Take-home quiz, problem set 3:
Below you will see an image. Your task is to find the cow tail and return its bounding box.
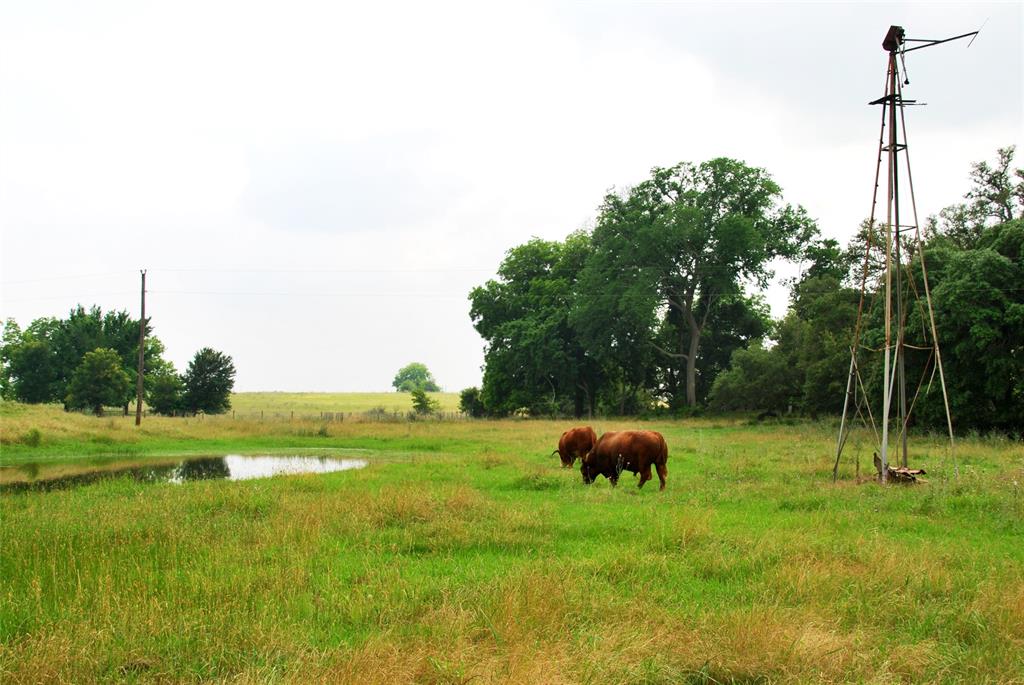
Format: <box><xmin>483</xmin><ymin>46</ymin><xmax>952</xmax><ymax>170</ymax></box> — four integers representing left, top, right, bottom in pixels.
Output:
<box><xmin>660</xmin><ymin>434</ymin><xmax>669</xmax><ymax>465</ymax></box>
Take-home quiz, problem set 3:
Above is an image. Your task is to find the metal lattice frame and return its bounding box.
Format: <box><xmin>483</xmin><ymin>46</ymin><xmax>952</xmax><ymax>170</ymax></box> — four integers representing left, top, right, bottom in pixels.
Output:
<box><xmin>832</xmin><ymin>25</ymin><xmax>973</xmax><ymax>483</ymax></box>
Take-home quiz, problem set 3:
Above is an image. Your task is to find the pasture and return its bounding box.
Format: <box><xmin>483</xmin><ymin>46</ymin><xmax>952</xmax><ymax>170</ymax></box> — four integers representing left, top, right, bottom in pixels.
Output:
<box><xmin>227</xmin><ymin>392</ymin><xmax>462</xmax><ymax>419</ymax></box>
<box><xmin>1</xmin><ymin>401</ymin><xmax>1022</xmax><ymax>683</ymax></box>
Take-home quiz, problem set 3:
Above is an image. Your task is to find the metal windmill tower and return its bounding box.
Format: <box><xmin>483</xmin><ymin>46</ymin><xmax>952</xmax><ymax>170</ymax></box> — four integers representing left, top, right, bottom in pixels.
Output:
<box><xmin>832</xmin><ymin>25</ymin><xmax>979</xmax><ymax>483</ymax></box>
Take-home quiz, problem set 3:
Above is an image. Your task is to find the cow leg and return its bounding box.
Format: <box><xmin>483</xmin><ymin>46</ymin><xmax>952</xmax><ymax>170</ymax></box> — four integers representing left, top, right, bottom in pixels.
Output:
<box><xmin>638</xmin><ymin>465</ymin><xmax>652</xmax><ymax>489</ymax></box>
<box><xmin>656</xmin><ymin>462</ymin><xmax>668</xmax><ymax>491</ymax></box>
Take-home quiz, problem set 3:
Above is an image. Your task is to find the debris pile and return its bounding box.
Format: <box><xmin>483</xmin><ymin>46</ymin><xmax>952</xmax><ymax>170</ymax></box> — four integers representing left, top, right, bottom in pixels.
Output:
<box><xmin>873</xmin><ymin>452</ymin><xmax>927</xmax><ymax>484</ymax></box>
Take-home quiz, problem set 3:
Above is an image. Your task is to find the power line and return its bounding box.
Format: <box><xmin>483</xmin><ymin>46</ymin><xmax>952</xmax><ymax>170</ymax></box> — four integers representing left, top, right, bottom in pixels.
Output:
<box><xmin>0</xmin><ymin>267</ymin><xmax>494</xmax><ymax>288</ymax></box>
<box><xmin>0</xmin><ymin>271</ymin><xmax>134</xmax><ymax>286</ymax></box>
<box><xmin>148</xmin><ymin>267</ymin><xmax>494</xmax><ymax>274</ymax></box>
<box><xmin>1</xmin><ymin>292</ymin><xmax>138</xmax><ymax>304</ymax></box>
<box><xmin>146</xmin><ymin>290</ymin><xmax>467</xmax><ymax>299</ymax></box>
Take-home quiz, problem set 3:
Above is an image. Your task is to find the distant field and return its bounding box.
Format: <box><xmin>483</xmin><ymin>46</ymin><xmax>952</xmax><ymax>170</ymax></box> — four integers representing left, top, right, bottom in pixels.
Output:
<box><xmin>229</xmin><ymin>391</ymin><xmax>461</xmax><ymax>416</ymax></box>
<box><xmin>1</xmin><ymin>401</ymin><xmax>1022</xmax><ymax>683</ymax></box>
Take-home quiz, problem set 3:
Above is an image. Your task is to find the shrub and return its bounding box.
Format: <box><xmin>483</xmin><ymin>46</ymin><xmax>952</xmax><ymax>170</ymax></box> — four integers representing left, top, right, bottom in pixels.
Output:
<box><xmin>411</xmin><ymin>389</ymin><xmax>439</xmax><ymax>415</ymax></box>
<box><xmin>458</xmin><ymin>387</ymin><xmax>486</xmax><ymax>417</ymax></box>
<box><xmin>21</xmin><ymin>428</ymin><xmax>42</xmax><ymax>447</ymax></box>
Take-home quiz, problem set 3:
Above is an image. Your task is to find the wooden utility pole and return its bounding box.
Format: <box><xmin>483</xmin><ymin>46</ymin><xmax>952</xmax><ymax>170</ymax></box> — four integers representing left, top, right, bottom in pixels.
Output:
<box><xmin>135</xmin><ymin>270</ymin><xmax>146</xmax><ymax>426</ymax></box>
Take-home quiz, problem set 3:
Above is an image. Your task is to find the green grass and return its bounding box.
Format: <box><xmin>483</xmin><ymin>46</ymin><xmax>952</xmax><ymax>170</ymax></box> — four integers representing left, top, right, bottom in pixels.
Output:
<box><xmin>1</xmin><ymin>402</ymin><xmax>1022</xmax><ymax>683</ymax></box>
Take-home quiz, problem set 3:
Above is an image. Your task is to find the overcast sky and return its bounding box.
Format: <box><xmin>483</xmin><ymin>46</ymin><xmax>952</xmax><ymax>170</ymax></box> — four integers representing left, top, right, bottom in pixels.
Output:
<box><xmin>1</xmin><ymin>1</ymin><xmax>1020</xmax><ymax>392</ymax></box>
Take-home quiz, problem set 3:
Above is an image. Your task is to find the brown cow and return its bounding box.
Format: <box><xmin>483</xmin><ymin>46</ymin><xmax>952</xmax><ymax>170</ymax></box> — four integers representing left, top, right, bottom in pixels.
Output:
<box><xmin>580</xmin><ymin>430</ymin><xmax>668</xmax><ymax>490</ymax></box>
<box><xmin>551</xmin><ymin>426</ymin><xmax>597</xmax><ymax>468</ymax></box>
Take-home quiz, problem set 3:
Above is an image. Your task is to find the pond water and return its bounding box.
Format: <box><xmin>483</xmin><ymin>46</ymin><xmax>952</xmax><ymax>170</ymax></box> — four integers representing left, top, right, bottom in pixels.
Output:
<box><xmin>0</xmin><ymin>455</ymin><xmax>368</xmax><ymax>493</ymax></box>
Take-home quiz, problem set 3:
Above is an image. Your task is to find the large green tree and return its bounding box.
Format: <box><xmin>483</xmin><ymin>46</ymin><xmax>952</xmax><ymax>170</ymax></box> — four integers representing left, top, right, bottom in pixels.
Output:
<box><xmin>7</xmin><ymin>340</ymin><xmax>60</xmax><ymax>404</ymax></box>
<box><xmin>909</xmin><ymin>220</ymin><xmax>1024</xmax><ymax>432</ymax></box>
<box><xmin>2</xmin><ymin>318</ymin><xmax>62</xmax><ymax>404</ymax></box>
<box><xmin>708</xmin><ymin>146</ymin><xmax>1022</xmax><ymax>433</ymax></box>
<box><xmin>51</xmin><ymin>306</ymin><xmax>152</xmax><ymax>411</ymax></box>
<box><xmin>65</xmin><ymin>348</ymin><xmax>132</xmax><ymax>416</ymax></box>
<box><xmin>1</xmin><ymin>306</ymin><xmax>158</xmax><ymax>408</ymax></box>
<box><xmin>882</xmin><ymin>147</ymin><xmax>1024</xmax><ymax>433</ymax></box>
<box><xmin>470</xmin><ymin>232</ymin><xmax>602</xmax><ymax>417</ymax></box>
<box><xmin>577</xmin><ymin>158</ymin><xmax>816</xmax><ymax>407</ymax></box>
<box><xmin>182</xmin><ymin>348</ymin><xmax>236</xmax><ymax>414</ymax></box>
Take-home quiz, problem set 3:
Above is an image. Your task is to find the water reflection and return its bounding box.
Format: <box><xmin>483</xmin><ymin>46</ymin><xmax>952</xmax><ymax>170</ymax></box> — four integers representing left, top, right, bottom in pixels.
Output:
<box><xmin>0</xmin><ymin>455</ymin><xmax>368</xmax><ymax>493</ymax></box>
<box><xmin>174</xmin><ymin>457</ymin><xmax>232</xmax><ymax>481</ymax></box>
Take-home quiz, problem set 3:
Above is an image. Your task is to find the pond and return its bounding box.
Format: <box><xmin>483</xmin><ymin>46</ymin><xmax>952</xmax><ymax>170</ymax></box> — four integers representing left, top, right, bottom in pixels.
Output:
<box><xmin>0</xmin><ymin>454</ymin><xmax>368</xmax><ymax>493</ymax></box>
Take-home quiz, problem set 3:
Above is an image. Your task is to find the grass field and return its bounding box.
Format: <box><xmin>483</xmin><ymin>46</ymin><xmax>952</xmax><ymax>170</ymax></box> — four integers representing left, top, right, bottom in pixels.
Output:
<box><xmin>1</xmin><ymin>401</ymin><xmax>1022</xmax><ymax>683</ymax></box>
<box><xmin>228</xmin><ymin>392</ymin><xmax>462</xmax><ymax>417</ymax></box>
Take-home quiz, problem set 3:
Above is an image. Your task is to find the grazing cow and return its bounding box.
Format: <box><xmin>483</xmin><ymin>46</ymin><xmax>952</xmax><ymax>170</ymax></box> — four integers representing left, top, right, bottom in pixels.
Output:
<box><xmin>580</xmin><ymin>430</ymin><xmax>668</xmax><ymax>490</ymax></box>
<box><xmin>551</xmin><ymin>426</ymin><xmax>598</xmax><ymax>468</ymax></box>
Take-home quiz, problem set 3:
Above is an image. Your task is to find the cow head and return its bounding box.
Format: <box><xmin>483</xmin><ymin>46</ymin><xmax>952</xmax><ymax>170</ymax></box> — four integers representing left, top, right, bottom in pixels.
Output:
<box><xmin>580</xmin><ymin>451</ymin><xmax>595</xmax><ymax>484</ymax></box>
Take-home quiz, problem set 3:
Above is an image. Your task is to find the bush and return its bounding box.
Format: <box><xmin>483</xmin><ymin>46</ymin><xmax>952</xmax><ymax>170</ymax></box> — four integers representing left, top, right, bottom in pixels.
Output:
<box><xmin>20</xmin><ymin>428</ymin><xmax>42</xmax><ymax>447</ymax></box>
<box><xmin>708</xmin><ymin>341</ymin><xmax>796</xmax><ymax>413</ymax></box>
<box><xmin>458</xmin><ymin>387</ymin><xmax>486</xmax><ymax>417</ymax></box>
<box><xmin>148</xmin><ymin>373</ymin><xmax>184</xmax><ymax>415</ymax></box>
<box><xmin>411</xmin><ymin>389</ymin><xmax>440</xmax><ymax>415</ymax></box>
<box><xmin>363</xmin><ymin>406</ymin><xmax>393</xmax><ymax>421</ymax></box>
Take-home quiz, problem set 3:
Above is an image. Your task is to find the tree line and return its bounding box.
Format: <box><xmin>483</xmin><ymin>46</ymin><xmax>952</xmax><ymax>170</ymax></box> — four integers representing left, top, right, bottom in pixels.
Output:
<box><xmin>1</xmin><ymin>306</ymin><xmax>235</xmax><ymax>416</ymax></box>
<box><xmin>463</xmin><ymin>149</ymin><xmax>1023</xmax><ymax>433</ymax></box>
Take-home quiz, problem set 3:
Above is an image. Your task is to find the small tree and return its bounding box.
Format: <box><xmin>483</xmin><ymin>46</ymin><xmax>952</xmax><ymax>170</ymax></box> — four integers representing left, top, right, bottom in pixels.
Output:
<box><xmin>458</xmin><ymin>387</ymin><xmax>486</xmax><ymax>417</ymax></box>
<box><xmin>707</xmin><ymin>341</ymin><xmax>796</xmax><ymax>413</ymax></box>
<box><xmin>0</xmin><ymin>318</ymin><xmax>22</xmax><ymax>400</ymax></box>
<box><xmin>392</xmin><ymin>362</ymin><xmax>440</xmax><ymax>392</ymax></box>
<box><xmin>411</xmin><ymin>388</ymin><xmax>440</xmax><ymax>415</ymax></box>
<box><xmin>149</xmin><ymin>371</ymin><xmax>184</xmax><ymax>415</ymax></box>
<box><xmin>182</xmin><ymin>348</ymin><xmax>236</xmax><ymax>414</ymax></box>
<box><xmin>65</xmin><ymin>348</ymin><xmax>132</xmax><ymax>416</ymax></box>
